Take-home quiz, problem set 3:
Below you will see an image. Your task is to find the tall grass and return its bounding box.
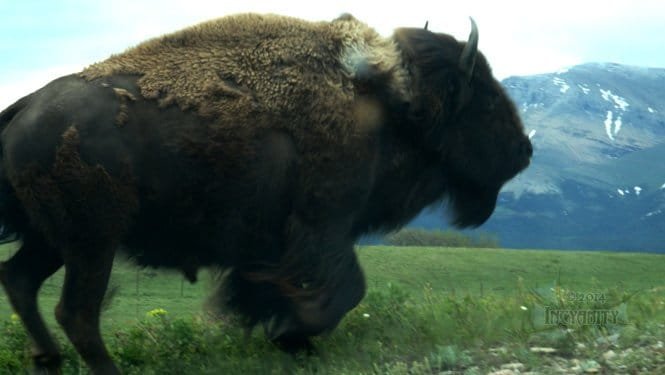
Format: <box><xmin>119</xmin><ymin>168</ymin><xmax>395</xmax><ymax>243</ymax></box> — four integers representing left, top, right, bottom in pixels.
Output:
<box><xmin>1</xmin><ymin>244</ymin><xmax>664</xmax><ymax>373</ymax></box>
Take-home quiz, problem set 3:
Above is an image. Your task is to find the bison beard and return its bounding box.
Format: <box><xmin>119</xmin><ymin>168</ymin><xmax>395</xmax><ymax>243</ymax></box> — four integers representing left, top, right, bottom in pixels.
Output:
<box><xmin>0</xmin><ymin>13</ymin><xmax>530</xmax><ymax>374</ymax></box>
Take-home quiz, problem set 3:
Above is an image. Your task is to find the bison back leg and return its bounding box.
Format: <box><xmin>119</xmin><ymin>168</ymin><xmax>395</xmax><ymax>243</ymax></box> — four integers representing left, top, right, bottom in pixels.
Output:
<box><xmin>54</xmin><ymin>246</ymin><xmax>118</xmax><ymax>375</ymax></box>
<box><xmin>0</xmin><ymin>233</ymin><xmax>64</xmax><ymax>372</ymax></box>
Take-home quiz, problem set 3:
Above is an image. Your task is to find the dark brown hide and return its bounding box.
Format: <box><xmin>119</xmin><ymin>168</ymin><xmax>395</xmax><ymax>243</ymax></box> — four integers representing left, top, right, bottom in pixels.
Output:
<box><xmin>0</xmin><ymin>13</ymin><xmax>530</xmax><ymax>374</ymax></box>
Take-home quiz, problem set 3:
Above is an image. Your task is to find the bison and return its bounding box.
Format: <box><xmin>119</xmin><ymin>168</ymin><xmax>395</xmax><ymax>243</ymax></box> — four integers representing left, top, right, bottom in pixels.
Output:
<box><xmin>0</xmin><ymin>13</ymin><xmax>531</xmax><ymax>374</ymax></box>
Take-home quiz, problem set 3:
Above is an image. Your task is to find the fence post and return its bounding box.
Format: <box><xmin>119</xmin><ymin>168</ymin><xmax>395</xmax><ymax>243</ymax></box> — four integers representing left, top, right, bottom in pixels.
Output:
<box><xmin>136</xmin><ymin>269</ymin><xmax>140</xmax><ymax>319</ymax></box>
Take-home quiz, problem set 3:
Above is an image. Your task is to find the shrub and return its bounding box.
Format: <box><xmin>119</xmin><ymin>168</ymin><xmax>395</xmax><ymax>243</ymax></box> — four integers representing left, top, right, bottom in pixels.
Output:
<box><xmin>385</xmin><ymin>228</ymin><xmax>499</xmax><ymax>248</ymax></box>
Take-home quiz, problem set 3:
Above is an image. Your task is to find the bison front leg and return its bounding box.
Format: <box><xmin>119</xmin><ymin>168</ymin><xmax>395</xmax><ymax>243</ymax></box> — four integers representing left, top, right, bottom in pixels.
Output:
<box><xmin>270</xmin><ymin>252</ymin><xmax>366</xmax><ymax>354</ymax></box>
<box><xmin>267</xmin><ymin>216</ymin><xmax>367</xmax><ymax>351</ymax></box>
<box><xmin>0</xmin><ymin>234</ymin><xmax>64</xmax><ymax>373</ymax></box>
<box><xmin>55</xmin><ymin>247</ymin><xmax>118</xmax><ymax>375</ymax></box>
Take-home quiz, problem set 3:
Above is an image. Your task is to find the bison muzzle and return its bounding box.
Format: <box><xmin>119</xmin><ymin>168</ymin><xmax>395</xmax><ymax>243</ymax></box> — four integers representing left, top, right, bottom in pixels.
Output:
<box><xmin>0</xmin><ymin>13</ymin><xmax>531</xmax><ymax>374</ymax></box>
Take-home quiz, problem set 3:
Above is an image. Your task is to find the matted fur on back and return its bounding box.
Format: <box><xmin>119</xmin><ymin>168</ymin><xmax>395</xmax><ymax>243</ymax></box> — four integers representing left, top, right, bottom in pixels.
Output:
<box><xmin>81</xmin><ymin>13</ymin><xmax>409</xmax><ymax>143</ymax></box>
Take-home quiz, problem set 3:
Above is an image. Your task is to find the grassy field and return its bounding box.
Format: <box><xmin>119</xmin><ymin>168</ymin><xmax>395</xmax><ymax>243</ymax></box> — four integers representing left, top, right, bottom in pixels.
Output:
<box><xmin>1</xmin><ymin>243</ymin><xmax>664</xmax><ymax>373</ymax></box>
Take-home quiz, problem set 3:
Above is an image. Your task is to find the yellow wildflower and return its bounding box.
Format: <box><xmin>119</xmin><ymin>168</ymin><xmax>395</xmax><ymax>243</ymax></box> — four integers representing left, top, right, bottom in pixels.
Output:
<box><xmin>146</xmin><ymin>308</ymin><xmax>168</xmax><ymax>318</ymax></box>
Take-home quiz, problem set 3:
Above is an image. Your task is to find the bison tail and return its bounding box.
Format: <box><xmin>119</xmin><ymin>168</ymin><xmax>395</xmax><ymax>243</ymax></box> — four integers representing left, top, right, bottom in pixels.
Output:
<box><xmin>0</xmin><ymin>95</ymin><xmax>32</xmax><ymax>244</ymax></box>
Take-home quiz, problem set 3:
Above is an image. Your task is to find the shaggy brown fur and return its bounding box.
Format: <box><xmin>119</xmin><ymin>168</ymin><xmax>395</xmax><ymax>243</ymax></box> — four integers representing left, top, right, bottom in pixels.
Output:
<box><xmin>82</xmin><ymin>13</ymin><xmax>409</xmax><ymax>141</ymax></box>
<box><xmin>12</xmin><ymin>126</ymin><xmax>139</xmax><ymax>248</ymax></box>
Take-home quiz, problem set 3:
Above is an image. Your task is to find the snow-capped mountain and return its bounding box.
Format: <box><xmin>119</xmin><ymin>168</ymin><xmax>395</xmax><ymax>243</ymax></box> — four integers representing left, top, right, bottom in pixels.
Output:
<box><xmin>415</xmin><ymin>63</ymin><xmax>665</xmax><ymax>253</ymax></box>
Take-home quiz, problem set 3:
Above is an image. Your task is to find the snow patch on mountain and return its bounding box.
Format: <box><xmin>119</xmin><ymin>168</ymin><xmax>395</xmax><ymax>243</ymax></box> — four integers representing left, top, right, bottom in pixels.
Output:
<box><xmin>578</xmin><ymin>84</ymin><xmax>591</xmax><ymax>94</ymax></box>
<box><xmin>645</xmin><ymin>209</ymin><xmax>662</xmax><ymax>218</ymax></box>
<box><xmin>604</xmin><ymin>111</ymin><xmax>615</xmax><ymax>141</ymax></box>
<box><xmin>522</xmin><ymin>102</ymin><xmax>544</xmax><ymax>113</ymax></box>
<box><xmin>553</xmin><ymin>77</ymin><xmax>570</xmax><ymax>93</ymax></box>
<box><xmin>616</xmin><ymin>188</ymin><xmax>637</xmax><ymax>196</ymax></box>
<box><xmin>599</xmin><ymin>89</ymin><xmax>629</xmax><ymax>111</ymax></box>
<box><xmin>614</xmin><ymin>116</ymin><xmax>622</xmax><ymax>136</ymax></box>
<box><xmin>602</xmin><ymin>111</ymin><xmax>624</xmax><ymax>140</ymax></box>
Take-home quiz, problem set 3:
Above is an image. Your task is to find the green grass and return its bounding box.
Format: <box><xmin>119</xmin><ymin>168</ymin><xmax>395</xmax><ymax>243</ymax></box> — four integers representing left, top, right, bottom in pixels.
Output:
<box><xmin>1</xmin><ymin>243</ymin><xmax>664</xmax><ymax>373</ymax></box>
<box><xmin>362</xmin><ymin>246</ymin><xmax>665</xmax><ymax>297</ymax></box>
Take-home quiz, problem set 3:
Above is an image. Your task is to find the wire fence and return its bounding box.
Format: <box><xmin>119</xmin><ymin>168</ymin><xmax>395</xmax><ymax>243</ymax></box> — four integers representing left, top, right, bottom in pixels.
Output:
<box><xmin>1</xmin><ymin>243</ymin><xmax>204</xmax><ymax>320</ymax></box>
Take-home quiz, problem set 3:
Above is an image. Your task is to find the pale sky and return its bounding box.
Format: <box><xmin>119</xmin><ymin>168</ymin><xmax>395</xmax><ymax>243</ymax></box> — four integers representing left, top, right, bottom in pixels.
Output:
<box><xmin>1</xmin><ymin>0</ymin><xmax>664</xmax><ymax>109</ymax></box>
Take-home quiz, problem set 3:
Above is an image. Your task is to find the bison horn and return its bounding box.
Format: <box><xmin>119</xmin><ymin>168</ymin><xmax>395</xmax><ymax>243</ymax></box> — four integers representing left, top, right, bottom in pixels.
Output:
<box><xmin>424</xmin><ymin>21</ymin><xmax>429</xmax><ymax>30</ymax></box>
<box><xmin>459</xmin><ymin>17</ymin><xmax>478</xmax><ymax>82</ymax></box>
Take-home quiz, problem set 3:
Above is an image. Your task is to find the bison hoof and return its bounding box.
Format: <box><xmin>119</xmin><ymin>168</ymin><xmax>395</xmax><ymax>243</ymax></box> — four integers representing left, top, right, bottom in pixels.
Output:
<box><xmin>272</xmin><ymin>334</ymin><xmax>316</xmax><ymax>355</ymax></box>
<box><xmin>32</xmin><ymin>352</ymin><xmax>63</xmax><ymax>374</ymax></box>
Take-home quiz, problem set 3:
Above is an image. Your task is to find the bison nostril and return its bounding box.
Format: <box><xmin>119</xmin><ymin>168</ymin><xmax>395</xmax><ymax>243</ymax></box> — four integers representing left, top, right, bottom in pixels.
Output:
<box><xmin>520</xmin><ymin>139</ymin><xmax>533</xmax><ymax>158</ymax></box>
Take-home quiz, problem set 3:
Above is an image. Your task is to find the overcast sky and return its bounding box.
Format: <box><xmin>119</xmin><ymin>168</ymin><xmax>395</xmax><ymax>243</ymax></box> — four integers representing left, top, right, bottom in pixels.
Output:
<box><xmin>1</xmin><ymin>0</ymin><xmax>664</xmax><ymax>109</ymax></box>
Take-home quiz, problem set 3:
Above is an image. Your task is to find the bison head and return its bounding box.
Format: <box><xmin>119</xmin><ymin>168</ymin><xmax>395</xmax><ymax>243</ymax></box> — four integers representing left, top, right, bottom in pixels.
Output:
<box><xmin>394</xmin><ymin>19</ymin><xmax>532</xmax><ymax>227</ymax></box>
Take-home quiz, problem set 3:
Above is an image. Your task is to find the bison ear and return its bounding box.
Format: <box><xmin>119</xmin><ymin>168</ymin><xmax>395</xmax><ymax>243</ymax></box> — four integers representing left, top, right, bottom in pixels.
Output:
<box><xmin>458</xmin><ymin>17</ymin><xmax>478</xmax><ymax>82</ymax></box>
